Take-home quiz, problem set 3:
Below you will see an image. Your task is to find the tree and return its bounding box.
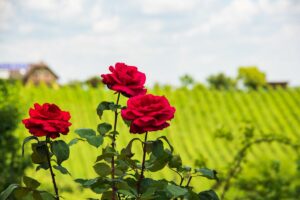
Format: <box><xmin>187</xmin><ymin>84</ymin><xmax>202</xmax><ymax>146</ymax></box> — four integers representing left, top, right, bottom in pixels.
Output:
<box><xmin>238</xmin><ymin>66</ymin><xmax>266</xmax><ymax>90</ymax></box>
<box><xmin>85</xmin><ymin>76</ymin><xmax>103</xmax><ymax>88</ymax></box>
<box><xmin>179</xmin><ymin>74</ymin><xmax>195</xmax><ymax>88</ymax></box>
<box><xmin>207</xmin><ymin>73</ymin><xmax>236</xmax><ymax>90</ymax></box>
<box><xmin>0</xmin><ymin>80</ymin><xmax>29</xmax><ymax>191</ymax></box>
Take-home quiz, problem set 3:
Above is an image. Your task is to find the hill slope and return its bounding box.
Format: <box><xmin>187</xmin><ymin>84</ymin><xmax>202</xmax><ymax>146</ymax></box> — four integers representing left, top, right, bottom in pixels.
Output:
<box><xmin>15</xmin><ymin>86</ymin><xmax>300</xmax><ymax>199</ymax></box>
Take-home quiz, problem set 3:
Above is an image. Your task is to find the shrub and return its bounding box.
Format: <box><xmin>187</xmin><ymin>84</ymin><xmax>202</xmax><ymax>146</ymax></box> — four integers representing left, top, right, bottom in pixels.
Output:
<box><xmin>0</xmin><ymin>80</ymin><xmax>29</xmax><ymax>192</ymax></box>
<box><xmin>179</xmin><ymin>74</ymin><xmax>195</xmax><ymax>88</ymax></box>
<box><xmin>207</xmin><ymin>73</ymin><xmax>236</xmax><ymax>90</ymax></box>
<box><xmin>238</xmin><ymin>66</ymin><xmax>267</xmax><ymax>89</ymax></box>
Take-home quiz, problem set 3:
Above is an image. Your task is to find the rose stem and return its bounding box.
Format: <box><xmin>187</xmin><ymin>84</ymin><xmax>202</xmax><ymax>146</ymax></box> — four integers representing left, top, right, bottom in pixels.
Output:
<box><xmin>186</xmin><ymin>176</ymin><xmax>193</xmax><ymax>187</ymax></box>
<box><xmin>111</xmin><ymin>92</ymin><xmax>121</xmax><ymax>200</ymax></box>
<box><xmin>46</xmin><ymin>137</ymin><xmax>59</xmax><ymax>200</ymax></box>
<box><xmin>137</xmin><ymin>131</ymin><xmax>148</xmax><ymax>196</ymax></box>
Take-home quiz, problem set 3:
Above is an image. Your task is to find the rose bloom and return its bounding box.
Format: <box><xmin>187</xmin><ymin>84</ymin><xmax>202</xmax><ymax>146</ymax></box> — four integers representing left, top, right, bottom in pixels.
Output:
<box><xmin>22</xmin><ymin>103</ymin><xmax>72</xmax><ymax>139</ymax></box>
<box><xmin>121</xmin><ymin>94</ymin><xmax>176</xmax><ymax>134</ymax></box>
<box><xmin>101</xmin><ymin>62</ymin><xmax>147</xmax><ymax>97</ymax></box>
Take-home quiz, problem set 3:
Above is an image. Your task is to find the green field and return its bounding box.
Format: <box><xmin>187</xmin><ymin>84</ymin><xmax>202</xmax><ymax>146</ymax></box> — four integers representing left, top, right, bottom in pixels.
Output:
<box><xmin>15</xmin><ymin>85</ymin><xmax>300</xmax><ymax>199</ymax></box>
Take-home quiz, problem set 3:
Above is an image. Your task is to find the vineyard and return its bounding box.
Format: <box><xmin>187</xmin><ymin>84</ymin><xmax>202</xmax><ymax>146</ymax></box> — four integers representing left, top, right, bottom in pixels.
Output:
<box><xmin>15</xmin><ymin>85</ymin><xmax>300</xmax><ymax>199</ymax></box>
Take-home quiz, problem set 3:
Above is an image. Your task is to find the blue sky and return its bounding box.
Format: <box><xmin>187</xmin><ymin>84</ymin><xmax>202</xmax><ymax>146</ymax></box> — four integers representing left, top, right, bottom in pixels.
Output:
<box><xmin>0</xmin><ymin>0</ymin><xmax>299</xmax><ymax>86</ymax></box>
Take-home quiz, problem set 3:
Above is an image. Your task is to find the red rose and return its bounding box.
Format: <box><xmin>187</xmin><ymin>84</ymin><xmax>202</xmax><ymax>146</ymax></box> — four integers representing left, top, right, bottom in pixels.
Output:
<box><xmin>101</xmin><ymin>62</ymin><xmax>147</xmax><ymax>97</ymax></box>
<box><xmin>22</xmin><ymin>103</ymin><xmax>72</xmax><ymax>139</ymax></box>
<box><xmin>121</xmin><ymin>94</ymin><xmax>176</xmax><ymax>134</ymax></box>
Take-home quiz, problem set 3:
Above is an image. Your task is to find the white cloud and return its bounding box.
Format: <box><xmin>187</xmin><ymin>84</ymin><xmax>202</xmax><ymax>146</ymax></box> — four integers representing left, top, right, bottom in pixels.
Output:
<box><xmin>90</xmin><ymin>3</ymin><xmax>103</xmax><ymax>21</ymax></box>
<box><xmin>92</xmin><ymin>16</ymin><xmax>120</xmax><ymax>33</ymax></box>
<box><xmin>23</xmin><ymin>0</ymin><xmax>58</xmax><ymax>11</ymax></box>
<box><xmin>132</xmin><ymin>0</ymin><xmax>198</xmax><ymax>14</ymax></box>
<box><xmin>190</xmin><ymin>0</ymin><xmax>259</xmax><ymax>35</ymax></box>
<box><xmin>0</xmin><ymin>0</ymin><xmax>15</xmax><ymax>31</ymax></box>
<box><xmin>145</xmin><ymin>20</ymin><xmax>163</xmax><ymax>32</ymax></box>
<box><xmin>21</xmin><ymin>0</ymin><xmax>84</xmax><ymax>20</ymax></box>
<box><xmin>18</xmin><ymin>23</ymin><xmax>35</xmax><ymax>34</ymax></box>
<box><xmin>258</xmin><ymin>0</ymin><xmax>300</xmax><ymax>15</ymax></box>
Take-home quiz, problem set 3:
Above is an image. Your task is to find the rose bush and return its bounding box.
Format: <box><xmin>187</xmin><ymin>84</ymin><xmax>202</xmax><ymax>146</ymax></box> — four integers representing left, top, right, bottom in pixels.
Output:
<box><xmin>101</xmin><ymin>62</ymin><xmax>147</xmax><ymax>97</ymax></box>
<box><xmin>121</xmin><ymin>94</ymin><xmax>176</xmax><ymax>133</ymax></box>
<box><xmin>22</xmin><ymin>103</ymin><xmax>72</xmax><ymax>139</ymax></box>
<box><xmin>72</xmin><ymin>63</ymin><xmax>219</xmax><ymax>199</ymax></box>
<box><xmin>1</xmin><ymin>62</ymin><xmax>219</xmax><ymax>200</ymax></box>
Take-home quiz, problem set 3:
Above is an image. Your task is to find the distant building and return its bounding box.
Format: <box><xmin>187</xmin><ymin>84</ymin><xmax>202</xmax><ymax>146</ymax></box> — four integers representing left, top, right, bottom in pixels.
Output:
<box><xmin>0</xmin><ymin>63</ymin><xmax>28</xmax><ymax>79</ymax></box>
<box><xmin>267</xmin><ymin>81</ymin><xmax>288</xmax><ymax>88</ymax></box>
<box><xmin>23</xmin><ymin>62</ymin><xmax>58</xmax><ymax>86</ymax></box>
<box><xmin>0</xmin><ymin>62</ymin><xmax>58</xmax><ymax>86</ymax></box>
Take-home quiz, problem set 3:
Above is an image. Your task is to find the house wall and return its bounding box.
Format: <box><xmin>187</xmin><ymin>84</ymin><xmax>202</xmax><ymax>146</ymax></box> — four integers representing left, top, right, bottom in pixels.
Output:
<box><xmin>26</xmin><ymin>68</ymin><xmax>57</xmax><ymax>85</ymax></box>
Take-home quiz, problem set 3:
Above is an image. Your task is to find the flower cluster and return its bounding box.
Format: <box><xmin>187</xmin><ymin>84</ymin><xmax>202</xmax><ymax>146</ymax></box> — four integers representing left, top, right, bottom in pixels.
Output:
<box><xmin>22</xmin><ymin>62</ymin><xmax>175</xmax><ymax>137</ymax></box>
<box><xmin>101</xmin><ymin>62</ymin><xmax>176</xmax><ymax>134</ymax></box>
<box><xmin>15</xmin><ymin>62</ymin><xmax>218</xmax><ymax>200</ymax></box>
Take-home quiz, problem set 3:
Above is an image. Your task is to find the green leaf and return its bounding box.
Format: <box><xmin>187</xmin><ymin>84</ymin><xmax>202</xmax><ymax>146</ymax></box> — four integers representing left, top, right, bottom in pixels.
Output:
<box><xmin>14</xmin><ymin>187</ymin><xmax>31</xmax><ymax>199</ymax></box>
<box><xmin>51</xmin><ymin>140</ymin><xmax>70</xmax><ymax>165</ymax></box>
<box><xmin>168</xmin><ymin>155</ymin><xmax>182</xmax><ymax>169</ymax></box>
<box><xmin>31</xmin><ymin>143</ymin><xmax>47</xmax><ymax>164</ymax></box>
<box><xmin>152</xmin><ymin>140</ymin><xmax>164</xmax><ymax>157</ymax></box>
<box><xmin>96</xmin><ymin>146</ymin><xmax>117</xmax><ymax>162</ymax></box>
<box><xmin>158</xmin><ymin>136</ymin><xmax>174</xmax><ymax>153</ymax></box>
<box><xmin>91</xmin><ymin>185</ymin><xmax>109</xmax><ymax>194</ymax></box>
<box><xmin>121</xmin><ymin>138</ymin><xmax>143</xmax><ymax>158</ymax></box>
<box><xmin>53</xmin><ymin>165</ymin><xmax>70</xmax><ymax>175</ymax></box>
<box><xmin>145</xmin><ymin>140</ymin><xmax>172</xmax><ymax>171</ymax></box>
<box><xmin>87</xmin><ymin>135</ymin><xmax>103</xmax><ymax>148</ymax></box>
<box><xmin>101</xmin><ymin>191</ymin><xmax>113</xmax><ymax>200</ymax></box>
<box><xmin>97</xmin><ymin>123</ymin><xmax>112</xmax><ymax>135</ymax></box>
<box><xmin>196</xmin><ymin>168</ymin><xmax>218</xmax><ymax>180</ymax></box>
<box><xmin>75</xmin><ymin>128</ymin><xmax>96</xmax><ymax>138</ymax></box>
<box><xmin>109</xmin><ymin>103</ymin><xmax>122</xmax><ymax>112</ymax></box>
<box><xmin>75</xmin><ymin>178</ymin><xmax>99</xmax><ymax>187</ymax></box>
<box><xmin>23</xmin><ymin>176</ymin><xmax>41</xmax><ymax>189</ymax></box>
<box><xmin>198</xmin><ymin>190</ymin><xmax>220</xmax><ymax>200</ymax></box>
<box><xmin>179</xmin><ymin>166</ymin><xmax>192</xmax><ymax>172</ymax></box>
<box><xmin>118</xmin><ymin>190</ymin><xmax>136</xmax><ymax>198</ymax></box>
<box><xmin>36</xmin><ymin>162</ymin><xmax>49</xmax><ymax>171</ymax></box>
<box><xmin>166</xmin><ymin>184</ymin><xmax>187</xmax><ymax>198</ymax></box>
<box><xmin>68</xmin><ymin>138</ymin><xmax>84</xmax><ymax>146</ymax></box>
<box><xmin>22</xmin><ymin>136</ymin><xmax>39</xmax><ymax>156</ymax></box>
<box><xmin>185</xmin><ymin>190</ymin><xmax>200</xmax><ymax>200</ymax></box>
<box><xmin>115</xmin><ymin>160</ymin><xmax>129</xmax><ymax>172</ymax></box>
<box><xmin>96</xmin><ymin>101</ymin><xmax>115</xmax><ymax>119</ymax></box>
<box><xmin>147</xmin><ymin>150</ymin><xmax>172</xmax><ymax>172</ymax></box>
<box><xmin>141</xmin><ymin>188</ymin><xmax>157</xmax><ymax>199</ymax></box>
<box><xmin>75</xmin><ymin>129</ymin><xmax>103</xmax><ymax>148</ymax></box>
<box><xmin>93</xmin><ymin>163</ymin><xmax>111</xmax><ymax>177</ymax></box>
<box><xmin>0</xmin><ymin>184</ymin><xmax>19</xmax><ymax>200</ymax></box>
<box><xmin>139</xmin><ymin>178</ymin><xmax>161</xmax><ymax>195</ymax></box>
<box><xmin>32</xmin><ymin>191</ymin><xmax>43</xmax><ymax>200</ymax></box>
<box><xmin>39</xmin><ymin>191</ymin><xmax>56</xmax><ymax>200</ymax></box>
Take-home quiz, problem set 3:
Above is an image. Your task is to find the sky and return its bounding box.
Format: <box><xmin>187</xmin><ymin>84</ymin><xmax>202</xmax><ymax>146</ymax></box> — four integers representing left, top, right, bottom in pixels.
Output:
<box><xmin>0</xmin><ymin>0</ymin><xmax>299</xmax><ymax>86</ymax></box>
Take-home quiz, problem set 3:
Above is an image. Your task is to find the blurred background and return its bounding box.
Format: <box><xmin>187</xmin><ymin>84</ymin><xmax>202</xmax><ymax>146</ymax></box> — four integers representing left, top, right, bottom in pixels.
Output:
<box><xmin>1</xmin><ymin>0</ymin><xmax>300</xmax><ymax>199</ymax></box>
<box><xmin>1</xmin><ymin>0</ymin><xmax>300</xmax><ymax>85</ymax></box>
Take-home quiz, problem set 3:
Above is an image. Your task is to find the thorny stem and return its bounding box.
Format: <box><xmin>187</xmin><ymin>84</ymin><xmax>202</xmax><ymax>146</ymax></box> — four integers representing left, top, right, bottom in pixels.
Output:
<box><xmin>170</xmin><ymin>168</ymin><xmax>184</xmax><ymax>186</ymax></box>
<box><xmin>46</xmin><ymin>137</ymin><xmax>59</xmax><ymax>200</ymax></box>
<box><xmin>180</xmin><ymin>177</ymin><xmax>184</xmax><ymax>186</ymax></box>
<box><xmin>186</xmin><ymin>176</ymin><xmax>192</xmax><ymax>187</ymax></box>
<box><xmin>111</xmin><ymin>92</ymin><xmax>121</xmax><ymax>200</ymax></box>
<box><xmin>137</xmin><ymin>132</ymin><xmax>148</xmax><ymax>197</ymax></box>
